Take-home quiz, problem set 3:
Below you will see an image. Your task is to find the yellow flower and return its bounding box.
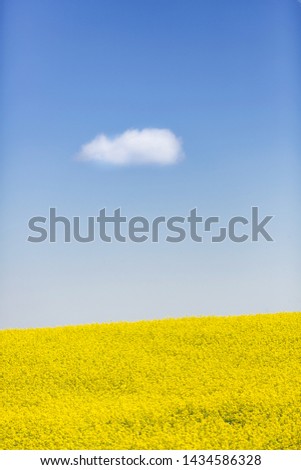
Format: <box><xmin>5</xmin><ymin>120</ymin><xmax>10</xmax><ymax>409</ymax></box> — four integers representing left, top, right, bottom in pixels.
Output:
<box><xmin>1</xmin><ymin>312</ymin><xmax>300</xmax><ymax>449</ymax></box>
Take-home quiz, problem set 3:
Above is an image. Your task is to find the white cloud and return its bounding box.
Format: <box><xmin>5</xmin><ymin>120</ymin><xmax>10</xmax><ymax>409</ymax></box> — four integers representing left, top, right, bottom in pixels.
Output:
<box><xmin>78</xmin><ymin>128</ymin><xmax>184</xmax><ymax>166</ymax></box>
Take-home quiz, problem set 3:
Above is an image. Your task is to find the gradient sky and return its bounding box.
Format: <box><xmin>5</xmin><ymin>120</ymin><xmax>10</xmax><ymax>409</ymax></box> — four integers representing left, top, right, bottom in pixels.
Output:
<box><xmin>1</xmin><ymin>0</ymin><xmax>301</xmax><ymax>329</ymax></box>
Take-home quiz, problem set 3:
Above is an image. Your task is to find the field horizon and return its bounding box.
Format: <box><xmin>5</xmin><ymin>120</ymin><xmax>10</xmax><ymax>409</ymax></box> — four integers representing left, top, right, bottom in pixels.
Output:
<box><xmin>0</xmin><ymin>310</ymin><xmax>294</xmax><ymax>333</ymax></box>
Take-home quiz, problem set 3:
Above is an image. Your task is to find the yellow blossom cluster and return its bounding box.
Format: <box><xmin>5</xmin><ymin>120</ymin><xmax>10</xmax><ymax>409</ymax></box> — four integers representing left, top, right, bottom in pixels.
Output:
<box><xmin>1</xmin><ymin>312</ymin><xmax>301</xmax><ymax>449</ymax></box>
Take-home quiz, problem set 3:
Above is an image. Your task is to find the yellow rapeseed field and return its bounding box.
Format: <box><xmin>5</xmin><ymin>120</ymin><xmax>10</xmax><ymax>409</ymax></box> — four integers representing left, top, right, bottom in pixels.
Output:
<box><xmin>1</xmin><ymin>312</ymin><xmax>301</xmax><ymax>449</ymax></box>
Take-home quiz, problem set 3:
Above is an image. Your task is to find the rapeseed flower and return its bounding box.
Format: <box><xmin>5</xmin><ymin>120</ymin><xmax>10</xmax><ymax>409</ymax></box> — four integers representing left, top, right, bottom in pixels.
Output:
<box><xmin>1</xmin><ymin>312</ymin><xmax>300</xmax><ymax>449</ymax></box>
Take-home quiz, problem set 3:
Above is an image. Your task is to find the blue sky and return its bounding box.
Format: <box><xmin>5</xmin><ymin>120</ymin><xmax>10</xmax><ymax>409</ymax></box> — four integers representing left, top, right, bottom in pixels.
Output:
<box><xmin>1</xmin><ymin>0</ymin><xmax>301</xmax><ymax>328</ymax></box>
